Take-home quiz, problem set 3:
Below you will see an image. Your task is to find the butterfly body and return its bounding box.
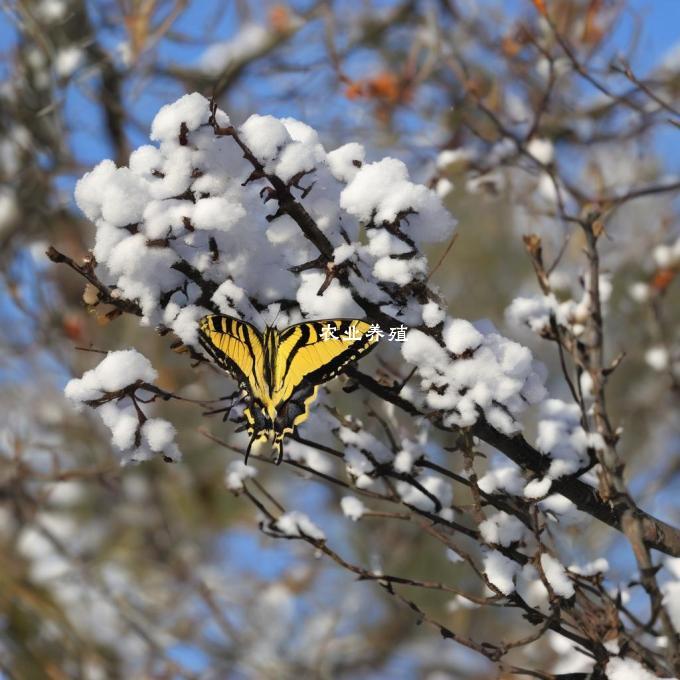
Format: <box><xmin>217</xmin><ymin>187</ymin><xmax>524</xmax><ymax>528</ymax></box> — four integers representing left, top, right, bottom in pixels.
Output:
<box><xmin>198</xmin><ymin>315</ymin><xmax>380</xmax><ymax>463</ymax></box>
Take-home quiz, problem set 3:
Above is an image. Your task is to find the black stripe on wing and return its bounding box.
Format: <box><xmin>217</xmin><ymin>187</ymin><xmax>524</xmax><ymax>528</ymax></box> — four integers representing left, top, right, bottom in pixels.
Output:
<box><xmin>198</xmin><ymin>331</ymin><xmax>248</xmax><ymax>385</ymax></box>
<box><xmin>304</xmin><ymin>330</ymin><xmax>378</xmax><ymax>387</ymax></box>
<box><xmin>198</xmin><ymin>314</ymin><xmax>263</xmax><ymax>387</ymax></box>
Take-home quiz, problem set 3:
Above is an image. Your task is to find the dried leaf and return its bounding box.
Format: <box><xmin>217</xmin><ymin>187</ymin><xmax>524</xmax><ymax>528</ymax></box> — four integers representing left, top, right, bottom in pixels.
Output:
<box><xmin>83</xmin><ymin>283</ymin><xmax>99</xmax><ymax>306</ymax></box>
<box><xmin>269</xmin><ymin>4</ymin><xmax>291</xmax><ymax>33</ymax></box>
<box><xmin>651</xmin><ymin>267</ymin><xmax>676</xmax><ymax>292</ymax></box>
<box><xmin>532</xmin><ymin>0</ymin><xmax>548</xmax><ymax>17</ymax></box>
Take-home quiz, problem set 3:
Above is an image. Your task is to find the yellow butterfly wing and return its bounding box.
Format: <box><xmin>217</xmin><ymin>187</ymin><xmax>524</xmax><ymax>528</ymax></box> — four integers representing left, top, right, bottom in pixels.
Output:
<box><xmin>267</xmin><ymin>320</ymin><xmax>380</xmax><ymax>456</ymax></box>
<box><xmin>198</xmin><ymin>315</ymin><xmax>380</xmax><ymax>465</ymax></box>
<box><xmin>197</xmin><ymin>315</ymin><xmax>267</xmax><ymax>400</ymax></box>
<box><xmin>273</xmin><ymin>319</ymin><xmax>380</xmax><ymax>405</ymax></box>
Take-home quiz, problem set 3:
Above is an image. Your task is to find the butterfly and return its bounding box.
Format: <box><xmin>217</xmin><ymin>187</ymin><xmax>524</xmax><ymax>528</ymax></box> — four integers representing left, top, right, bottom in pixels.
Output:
<box><xmin>198</xmin><ymin>315</ymin><xmax>381</xmax><ymax>464</ymax></box>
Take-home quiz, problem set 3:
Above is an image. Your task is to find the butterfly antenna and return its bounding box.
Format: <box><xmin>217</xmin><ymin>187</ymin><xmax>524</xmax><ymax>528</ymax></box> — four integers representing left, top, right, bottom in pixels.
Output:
<box><xmin>272</xmin><ymin>303</ymin><xmax>282</xmax><ymax>330</ymax></box>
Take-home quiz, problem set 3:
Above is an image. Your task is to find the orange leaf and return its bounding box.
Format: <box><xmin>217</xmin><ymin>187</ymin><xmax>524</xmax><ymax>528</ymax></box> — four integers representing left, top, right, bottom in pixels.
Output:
<box><xmin>502</xmin><ymin>35</ymin><xmax>522</xmax><ymax>57</ymax></box>
<box><xmin>532</xmin><ymin>0</ymin><xmax>547</xmax><ymax>16</ymax></box>
<box><xmin>268</xmin><ymin>4</ymin><xmax>290</xmax><ymax>33</ymax></box>
<box><xmin>651</xmin><ymin>268</ymin><xmax>676</xmax><ymax>293</ymax></box>
<box><xmin>62</xmin><ymin>314</ymin><xmax>84</xmax><ymax>342</ymax></box>
<box><xmin>368</xmin><ymin>71</ymin><xmax>400</xmax><ymax>104</ymax></box>
<box><xmin>582</xmin><ymin>0</ymin><xmax>604</xmax><ymax>46</ymax></box>
<box><xmin>344</xmin><ymin>81</ymin><xmax>365</xmax><ymax>100</ymax></box>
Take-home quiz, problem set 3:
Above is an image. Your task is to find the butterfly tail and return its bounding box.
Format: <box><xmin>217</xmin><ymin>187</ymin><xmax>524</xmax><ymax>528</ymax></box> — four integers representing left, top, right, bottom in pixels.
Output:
<box><xmin>245</xmin><ymin>435</ymin><xmax>255</xmax><ymax>465</ymax></box>
<box><xmin>272</xmin><ymin>436</ymin><xmax>284</xmax><ymax>465</ymax></box>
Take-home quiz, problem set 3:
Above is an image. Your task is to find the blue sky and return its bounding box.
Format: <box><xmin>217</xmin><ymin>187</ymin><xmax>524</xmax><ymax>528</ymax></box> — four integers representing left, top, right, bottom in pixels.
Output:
<box><xmin>2</xmin><ymin>0</ymin><xmax>679</xmax><ymax>185</ymax></box>
<box><xmin>1</xmin><ymin>1</ymin><xmax>679</xmax><ymax>674</ymax></box>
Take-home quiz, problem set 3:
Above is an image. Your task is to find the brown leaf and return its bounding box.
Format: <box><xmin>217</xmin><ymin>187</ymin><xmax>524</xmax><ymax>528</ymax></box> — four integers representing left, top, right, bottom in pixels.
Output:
<box><xmin>268</xmin><ymin>4</ymin><xmax>291</xmax><ymax>33</ymax></box>
<box><xmin>532</xmin><ymin>0</ymin><xmax>548</xmax><ymax>17</ymax></box>
<box><xmin>83</xmin><ymin>283</ymin><xmax>99</xmax><ymax>306</ymax></box>
<box><xmin>62</xmin><ymin>314</ymin><xmax>84</xmax><ymax>342</ymax></box>
<box><xmin>651</xmin><ymin>267</ymin><xmax>676</xmax><ymax>293</ymax></box>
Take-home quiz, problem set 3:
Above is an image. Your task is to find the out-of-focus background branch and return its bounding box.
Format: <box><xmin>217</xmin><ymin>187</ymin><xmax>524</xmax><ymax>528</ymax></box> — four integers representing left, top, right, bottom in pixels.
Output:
<box><xmin>1</xmin><ymin>0</ymin><xmax>679</xmax><ymax>678</ymax></box>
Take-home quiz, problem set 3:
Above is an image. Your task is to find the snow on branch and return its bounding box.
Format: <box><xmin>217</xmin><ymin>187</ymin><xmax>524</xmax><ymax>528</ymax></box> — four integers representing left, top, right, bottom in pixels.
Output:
<box><xmin>48</xmin><ymin>89</ymin><xmax>680</xmax><ymax>680</ymax></box>
<box><xmin>50</xmin><ymin>92</ymin><xmax>680</xmax><ymax>559</ymax></box>
<box><xmin>65</xmin><ymin>349</ymin><xmax>182</xmax><ymax>464</ymax></box>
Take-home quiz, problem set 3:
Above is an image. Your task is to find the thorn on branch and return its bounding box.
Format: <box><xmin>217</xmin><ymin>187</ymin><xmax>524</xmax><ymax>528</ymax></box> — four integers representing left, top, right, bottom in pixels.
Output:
<box><xmin>146</xmin><ymin>238</ymin><xmax>171</xmax><ymax>248</ymax></box>
<box><xmin>288</xmin><ymin>254</ymin><xmax>328</xmax><ymax>273</ymax></box>
<box><xmin>244</xmin><ymin>169</ymin><xmax>266</xmax><ymax>186</ymax></box>
<box><xmin>316</xmin><ymin>261</ymin><xmax>346</xmax><ymax>296</ymax></box>
<box><xmin>208</xmin><ymin>97</ymin><xmax>236</xmax><ymax>136</ymax></box>
<box><xmin>300</xmin><ymin>181</ymin><xmax>316</xmax><ymax>199</ymax></box>
<box><xmin>209</xmin><ymin>237</ymin><xmax>219</xmax><ymax>262</ymax></box>
<box><xmin>260</xmin><ymin>186</ymin><xmax>277</xmax><ymax>203</ymax></box>
<box><xmin>603</xmin><ymin>352</ymin><xmax>626</xmax><ymax>376</ymax></box>
<box><xmin>47</xmin><ymin>245</ymin><xmax>143</xmax><ymax>317</ymax></box>
<box><xmin>46</xmin><ymin>246</ymin><xmax>66</xmax><ymax>263</ymax></box>
<box><xmin>266</xmin><ymin>206</ymin><xmax>286</xmax><ymax>222</ymax></box>
<box><xmin>179</xmin><ymin>122</ymin><xmax>189</xmax><ymax>146</ymax></box>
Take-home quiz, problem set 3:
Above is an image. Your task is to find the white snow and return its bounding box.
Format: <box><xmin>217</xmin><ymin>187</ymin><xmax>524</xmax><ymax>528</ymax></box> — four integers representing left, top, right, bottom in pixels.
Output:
<box><xmin>36</xmin><ymin>0</ymin><xmax>67</xmax><ymax>22</ymax></box>
<box><xmin>239</xmin><ymin>114</ymin><xmax>290</xmax><ymax>162</ymax></box>
<box><xmin>629</xmin><ymin>282</ymin><xmax>650</xmax><ymax>303</ymax></box>
<box><xmin>75</xmin><ymin>160</ymin><xmax>118</xmax><ymax>221</ymax></box>
<box><xmin>327</xmin><ymin>143</ymin><xmax>365</xmax><ymax>183</ymax></box>
<box><xmin>443</xmin><ymin>318</ymin><xmax>483</xmax><ymax>355</ymax></box>
<box><xmin>402</xmin><ymin>322</ymin><xmax>546</xmax><ymax>435</ymax></box>
<box><xmin>98</xmin><ymin>402</ymin><xmax>138</xmax><ymax>450</ymax></box>
<box><xmin>483</xmin><ymin>550</ymin><xmax>518</xmax><ymax>595</ymax></box>
<box><xmin>340</xmin><ymin>157</ymin><xmax>457</xmax><ymax>243</ymax></box>
<box><xmin>401</xmin><ymin>329</ymin><xmax>449</xmax><ymax>367</ymax></box>
<box><xmin>421</xmin><ymin>301</ymin><xmax>446</xmax><ymax>327</ymax></box>
<box><xmin>64</xmin><ymin>351</ymin><xmax>181</xmax><ymax>463</ymax></box>
<box><xmin>275</xmin><ymin>511</ymin><xmax>325</xmax><ymax>541</ymax></box>
<box><xmin>275</xmin><ymin>141</ymin><xmax>320</xmax><ymax>182</ymax></box>
<box><xmin>225</xmin><ymin>460</ymin><xmax>258</xmax><ymax>491</ymax></box>
<box><xmin>506</xmin><ymin>294</ymin><xmax>554</xmax><ymax>334</ymax></box>
<box><xmin>523</xmin><ymin>477</ymin><xmax>552</xmax><ymax>499</ymax></box>
<box><xmin>535</xmin><ymin>399</ymin><xmax>590</xmax><ymax>480</ymax></box>
<box><xmin>446</xmin><ymin>547</ymin><xmax>464</xmax><ymax>563</ymax></box>
<box><xmin>645</xmin><ymin>346</ymin><xmax>669</xmax><ymax>371</ymax></box>
<box><xmin>340</xmin><ymin>496</ymin><xmax>366</xmax><ymax>521</ymax></box>
<box><xmin>436</xmin><ymin>148</ymin><xmax>476</xmax><ymax>169</ymax></box>
<box><xmin>397</xmin><ymin>474</ymin><xmax>453</xmax><ymax>515</ymax></box>
<box><xmin>296</xmin><ymin>271</ymin><xmax>363</xmax><ymax>318</ymax></box>
<box><xmin>200</xmin><ymin>24</ymin><xmax>272</xmax><ymax>75</ymax></box>
<box><xmin>479</xmin><ymin>511</ymin><xmax>526</xmax><ymax>547</ymax></box>
<box><xmin>54</xmin><ymin>47</ymin><xmax>83</xmax><ymax>77</ymax></box>
<box><xmin>605</xmin><ymin>657</ymin><xmax>665</xmax><ymax>680</ymax></box>
<box><xmin>435</xmin><ymin>177</ymin><xmax>454</xmax><ymax>197</ymax></box>
<box><xmin>517</xmin><ymin>564</ymin><xmax>550</xmax><ymax>612</ymax></box>
<box><xmin>141</xmin><ymin>419</ymin><xmax>176</xmax><ymax>452</ymax></box>
<box><xmin>151</xmin><ymin>92</ymin><xmax>222</xmax><ymax>142</ymax></box>
<box><xmin>394</xmin><ymin>442</ymin><xmax>419</xmax><ymax>473</ymax></box>
<box><xmin>662</xmin><ymin>579</ymin><xmax>680</xmax><ymax>632</ymax></box>
<box><xmin>192</xmin><ymin>196</ymin><xmax>245</xmax><ymax>231</ymax></box>
<box><xmin>65</xmin><ymin>349</ymin><xmax>157</xmax><ymax>403</ymax></box>
<box><xmin>569</xmin><ymin>558</ymin><xmax>609</xmax><ymax>576</ymax></box>
<box><xmin>0</xmin><ymin>188</ymin><xmax>19</xmax><ymax>235</ymax></box>
<box><xmin>478</xmin><ymin>464</ymin><xmax>526</xmax><ymax>495</ymax></box>
<box><xmin>527</xmin><ymin>137</ymin><xmax>554</xmax><ymax>165</ymax></box>
<box><xmin>540</xmin><ymin>553</ymin><xmax>575</xmax><ymax>598</ymax></box>
<box><xmin>372</xmin><ymin>256</ymin><xmax>426</xmax><ymax>285</ymax></box>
